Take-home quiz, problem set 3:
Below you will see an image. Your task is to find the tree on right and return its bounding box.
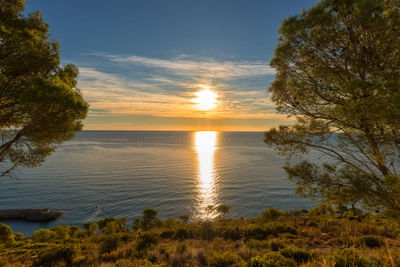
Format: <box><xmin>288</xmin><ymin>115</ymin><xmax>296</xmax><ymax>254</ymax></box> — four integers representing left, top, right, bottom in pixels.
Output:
<box><xmin>265</xmin><ymin>0</ymin><xmax>400</xmax><ymax>218</ymax></box>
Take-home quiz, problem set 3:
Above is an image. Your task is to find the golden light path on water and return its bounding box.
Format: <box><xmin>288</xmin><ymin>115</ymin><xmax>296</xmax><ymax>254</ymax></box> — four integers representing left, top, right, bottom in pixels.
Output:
<box><xmin>194</xmin><ymin>131</ymin><xmax>220</xmax><ymax>220</ymax></box>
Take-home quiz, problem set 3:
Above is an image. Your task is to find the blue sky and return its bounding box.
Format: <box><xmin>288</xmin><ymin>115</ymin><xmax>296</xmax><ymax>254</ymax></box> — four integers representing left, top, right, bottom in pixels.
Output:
<box><xmin>26</xmin><ymin>0</ymin><xmax>319</xmax><ymax>131</ymax></box>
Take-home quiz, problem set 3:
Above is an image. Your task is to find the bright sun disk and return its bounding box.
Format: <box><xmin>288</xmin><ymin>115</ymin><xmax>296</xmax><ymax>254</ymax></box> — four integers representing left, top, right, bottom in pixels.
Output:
<box><xmin>194</xmin><ymin>89</ymin><xmax>217</xmax><ymax>110</ymax></box>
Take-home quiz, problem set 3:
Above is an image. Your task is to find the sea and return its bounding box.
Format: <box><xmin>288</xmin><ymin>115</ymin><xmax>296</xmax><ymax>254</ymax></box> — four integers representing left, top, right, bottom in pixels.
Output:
<box><xmin>0</xmin><ymin>131</ymin><xmax>315</xmax><ymax>236</ymax></box>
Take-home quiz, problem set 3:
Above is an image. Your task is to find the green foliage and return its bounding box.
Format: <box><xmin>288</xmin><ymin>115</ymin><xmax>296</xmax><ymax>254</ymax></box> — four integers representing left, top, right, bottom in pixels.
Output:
<box><xmin>32</xmin><ymin>229</ymin><xmax>57</xmax><ymax>242</ymax></box>
<box><xmin>82</xmin><ymin>222</ymin><xmax>98</xmax><ymax>236</ymax></box>
<box><xmin>103</xmin><ymin>221</ymin><xmax>117</xmax><ymax>235</ymax></box>
<box><xmin>217</xmin><ymin>226</ymin><xmax>242</xmax><ymax>240</ymax></box>
<box><xmin>174</xmin><ymin>228</ymin><xmax>189</xmax><ymax>240</ymax></box>
<box><xmin>0</xmin><ymin>223</ymin><xmax>15</xmax><ymax>245</ymax></box>
<box><xmin>216</xmin><ymin>204</ymin><xmax>230</xmax><ymax>219</ymax></box>
<box><xmin>0</xmin><ymin>0</ymin><xmax>88</xmax><ymax>176</ymax></box>
<box><xmin>208</xmin><ymin>251</ymin><xmax>242</xmax><ymax>267</ymax></box>
<box><xmin>244</xmin><ymin>223</ymin><xmax>296</xmax><ymax>240</ymax></box>
<box><xmin>0</xmin><ymin>213</ymin><xmax>398</xmax><ymax>266</ymax></box>
<box><xmin>245</xmin><ymin>239</ymin><xmax>270</xmax><ymax>249</ymax></box>
<box><xmin>249</xmin><ymin>252</ymin><xmax>296</xmax><ymax>267</ymax></box>
<box><xmin>14</xmin><ymin>232</ymin><xmax>24</xmax><ymax>241</ymax></box>
<box><xmin>164</xmin><ymin>217</ymin><xmax>178</xmax><ymax>228</ymax></box>
<box><xmin>132</xmin><ymin>209</ymin><xmax>160</xmax><ymax>232</ymax></box>
<box><xmin>97</xmin><ymin>217</ymin><xmax>117</xmax><ymax>229</ymax></box>
<box><xmin>33</xmin><ymin>244</ymin><xmax>77</xmax><ymax>267</ymax></box>
<box><xmin>179</xmin><ymin>214</ymin><xmax>189</xmax><ymax>224</ymax></box>
<box><xmin>327</xmin><ymin>249</ymin><xmax>381</xmax><ymax>267</ymax></box>
<box><xmin>115</xmin><ymin>259</ymin><xmax>157</xmax><ymax>267</ymax></box>
<box><xmin>136</xmin><ymin>233</ymin><xmax>159</xmax><ymax>251</ymax></box>
<box><xmin>265</xmin><ymin>0</ymin><xmax>400</xmax><ymax>219</ymax></box>
<box><xmin>358</xmin><ymin>235</ymin><xmax>383</xmax><ymax>248</ymax></box>
<box><xmin>132</xmin><ymin>218</ymin><xmax>141</xmax><ymax>232</ymax></box>
<box><xmin>50</xmin><ymin>225</ymin><xmax>70</xmax><ymax>240</ymax></box>
<box><xmin>100</xmin><ymin>234</ymin><xmax>121</xmax><ymax>253</ymax></box>
<box><xmin>262</xmin><ymin>208</ymin><xmax>283</xmax><ymax>221</ymax></box>
<box><xmin>279</xmin><ymin>246</ymin><xmax>312</xmax><ymax>264</ymax></box>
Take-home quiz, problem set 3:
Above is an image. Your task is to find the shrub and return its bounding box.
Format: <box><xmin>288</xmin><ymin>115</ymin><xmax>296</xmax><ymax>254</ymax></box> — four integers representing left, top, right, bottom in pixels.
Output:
<box><xmin>245</xmin><ymin>239</ymin><xmax>269</xmax><ymax>249</ymax></box>
<box><xmin>33</xmin><ymin>244</ymin><xmax>77</xmax><ymax>267</ymax></box>
<box><xmin>160</xmin><ymin>230</ymin><xmax>175</xmax><ymax>239</ymax></box>
<box><xmin>82</xmin><ymin>222</ymin><xmax>98</xmax><ymax>236</ymax></box>
<box><xmin>0</xmin><ymin>223</ymin><xmax>15</xmax><ymax>245</ymax></box>
<box><xmin>50</xmin><ymin>225</ymin><xmax>70</xmax><ymax>240</ymax></box>
<box><xmin>358</xmin><ymin>235</ymin><xmax>383</xmax><ymax>248</ymax></box>
<box><xmin>327</xmin><ymin>249</ymin><xmax>381</xmax><ymax>267</ymax></box>
<box><xmin>249</xmin><ymin>252</ymin><xmax>296</xmax><ymax>267</ymax></box>
<box><xmin>142</xmin><ymin>209</ymin><xmax>159</xmax><ymax>230</ymax></box>
<box><xmin>100</xmin><ymin>234</ymin><xmax>121</xmax><ymax>253</ymax></box>
<box><xmin>245</xmin><ymin>225</ymin><xmax>270</xmax><ymax>240</ymax></box>
<box><xmin>201</xmin><ymin>221</ymin><xmax>215</xmax><ymax>241</ymax></box>
<box><xmin>216</xmin><ymin>204</ymin><xmax>230</xmax><ymax>219</ymax></box>
<box><xmin>217</xmin><ymin>226</ymin><xmax>242</xmax><ymax>240</ymax></box>
<box><xmin>103</xmin><ymin>221</ymin><xmax>117</xmax><ymax>234</ymax></box>
<box><xmin>115</xmin><ymin>259</ymin><xmax>156</xmax><ymax>267</ymax></box>
<box><xmin>268</xmin><ymin>239</ymin><xmax>284</xmax><ymax>252</ymax></box>
<box><xmin>174</xmin><ymin>228</ymin><xmax>189</xmax><ymax>240</ymax></box>
<box><xmin>261</xmin><ymin>208</ymin><xmax>282</xmax><ymax>221</ymax></box>
<box><xmin>14</xmin><ymin>232</ymin><xmax>24</xmax><ymax>241</ymax></box>
<box><xmin>136</xmin><ymin>233</ymin><xmax>159</xmax><ymax>251</ymax></box>
<box><xmin>97</xmin><ymin>217</ymin><xmax>117</xmax><ymax>229</ymax></box>
<box><xmin>193</xmin><ymin>248</ymin><xmax>208</xmax><ymax>266</ymax></box>
<box><xmin>32</xmin><ymin>229</ymin><xmax>57</xmax><ymax>242</ymax></box>
<box><xmin>179</xmin><ymin>214</ymin><xmax>189</xmax><ymax>224</ymax></box>
<box><xmin>245</xmin><ymin>223</ymin><xmax>296</xmax><ymax>240</ymax></box>
<box><xmin>164</xmin><ymin>217</ymin><xmax>178</xmax><ymax>228</ymax></box>
<box><xmin>279</xmin><ymin>247</ymin><xmax>312</xmax><ymax>264</ymax></box>
<box><xmin>208</xmin><ymin>251</ymin><xmax>242</xmax><ymax>267</ymax></box>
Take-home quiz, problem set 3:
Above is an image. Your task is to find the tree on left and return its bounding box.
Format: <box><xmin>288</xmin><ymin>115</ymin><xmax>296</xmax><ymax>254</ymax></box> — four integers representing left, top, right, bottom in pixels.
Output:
<box><xmin>0</xmin><ymin>0</ymin><xmax>88</xmax><ymax>176</ymax></box>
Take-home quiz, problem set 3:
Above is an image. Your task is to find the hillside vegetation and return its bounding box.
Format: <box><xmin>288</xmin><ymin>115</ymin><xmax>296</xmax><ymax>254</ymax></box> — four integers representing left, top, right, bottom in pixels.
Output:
<box><xmin>1</xmin><ymin>206</ymin><xmax>399</xmax><ymax>266</ymax></box>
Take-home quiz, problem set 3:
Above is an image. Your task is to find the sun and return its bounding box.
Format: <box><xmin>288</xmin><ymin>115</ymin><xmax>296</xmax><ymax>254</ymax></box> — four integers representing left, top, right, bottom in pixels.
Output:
<box><xmin>194</xmin><ymin>89</ymin><xmax>218</xmax><ymax>110</ymax></box>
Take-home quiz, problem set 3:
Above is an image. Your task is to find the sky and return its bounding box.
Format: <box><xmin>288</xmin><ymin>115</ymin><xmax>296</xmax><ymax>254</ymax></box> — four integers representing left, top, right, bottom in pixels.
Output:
<box><xmin>26</xmin><ymin>0</ymin><xmax>319</xmax><ymax>131</ymax></box>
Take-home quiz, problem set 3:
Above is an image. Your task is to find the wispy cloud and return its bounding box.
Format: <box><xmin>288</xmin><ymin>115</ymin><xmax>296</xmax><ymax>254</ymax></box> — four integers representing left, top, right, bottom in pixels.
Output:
<box><xmin>92</xmin><ymin>53</ymin><xmax>275</xmax><ymax>79</ymax></box>
<box><xmin>74</xmin><ymin>53</ymin><xmax>288</xmax><ymax>128</ymax></box>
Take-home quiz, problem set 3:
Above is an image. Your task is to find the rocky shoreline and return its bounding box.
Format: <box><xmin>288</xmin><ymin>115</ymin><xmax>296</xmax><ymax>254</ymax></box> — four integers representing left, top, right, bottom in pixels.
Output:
<box><xmin>0</xmin><ymin>209</ymin><xmax>64</xmax><ymax>222</ymax></box>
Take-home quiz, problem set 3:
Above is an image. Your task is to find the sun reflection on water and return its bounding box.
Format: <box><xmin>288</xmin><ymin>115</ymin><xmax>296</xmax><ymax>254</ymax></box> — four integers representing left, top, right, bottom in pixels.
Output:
<box><xmin>194</xmin><ymin>131</ymin><xmax>220</xmax><ymax>220</ymax></box>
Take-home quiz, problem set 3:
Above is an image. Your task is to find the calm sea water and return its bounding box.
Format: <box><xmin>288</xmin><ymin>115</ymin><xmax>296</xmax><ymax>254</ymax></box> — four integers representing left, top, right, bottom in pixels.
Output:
<box><xmin>0</xmin><ymin>131</ymin><xmax>314</xmax><ymax>235</ymax></box>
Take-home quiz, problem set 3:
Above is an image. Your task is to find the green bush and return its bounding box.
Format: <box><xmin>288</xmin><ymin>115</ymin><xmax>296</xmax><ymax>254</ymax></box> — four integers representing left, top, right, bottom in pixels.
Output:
<box><xmin>115</xmin><ymin>259</ymin><xmax>156</xmax><ymax>267</ymax></box>
<box><xmin>245</xmin><ymin>223</ymin><xmax>296</xmax><ymax>240</ymax></box>
<box><xmin>201</xmin><ymin>221</ymin><xmax>215</xmax><ymax>241</ymax></box>
<box><xmin>174</xmin><ymin>228</ymin><xmax>189</xmax><ymax>240</ymax></box>
<box><xmin>103</xmin><ymin>221</ymin><xmax>117</xmax><ymax>234</ymax></box>
<box><xmin>97</xmin><ymin>217</ymin><xmax>117</xmax><ymax>229</ymax></box>
<box><xmin>0</xmin><ymin>223</ymin><xmax>15</xmax><ymax>245</ymax></box>
<box><xmin>100</xmin><ymin>234</ymin><xmax>121</xmax><ymax>253</ymax></box>
<box><xmin>358</xmin><ymin>235</ymin><xmax>383</xmax><ymax>248</ymax></box>
<box><xmin>164</xmin><ymin>217</ymin><xmax>178</xmax><ymax>228</ymax></box>
<box><xmin>33</xmin><ymin>244</ymin><xmax>77</xmax><ymax>267</ymax></box>
<box><xmin>268</xmin><ymin>239</ymin><xmax>284</xmax><ymax>252</ymax></box>
<box><xmin>217</xmin><ymin>226</ymin><xmax>242</xmax><ymax>240</ymax></box>
<box><xmin>249</xmin><ymin>252</ymin><xmax>296</xmax><ymax>267</ymax></box>
<box><xmin>136</xmin><ymin>233</ymin><xmax>159</xmax><ymax>251</ymax></box>
<box><xmin>14</xmin><ymin>232</ymin><xmax>24</xmax><ymax>241</ymax></box>
<box><xmin>327</xmin><ymin>249</ymin><xmax>381</xmax><ymax>267</ymax></box>
<box><xmin>83</xmin><ymin>222</ymin><xmax>98</xmax><ymax>236</ymax></box>
<box><xmin>50</xmin><ymin>225</ymin><xmax>70</xmax><ymax>240</ymax></box>
<box><xmin>279</xmin><ymin>247</ymin><xmax>311</xmax><ymax>264</ymax></box>
<box><xmin>245</xmin><ymin>239</ymin><xmax>269</xmax><ymax>249</ymax></box>
<box><xmin>160</xmin><ymin>230</ymin><xmax>175</xmax><ymax>239</ymax></box>
<box><xmin>261</xmin><ymin>208</ymin><xmax>282</xmax><ymax>221</ymax></box>
<box><xmin>32</xmin><ymin>229</ymin><xmax>57</xmax><ymax>242</ymax></box>
<box><xmin>208</xmin><ymin>251</ymin><xmax>242</xmax><ymax>267</ymax></box>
